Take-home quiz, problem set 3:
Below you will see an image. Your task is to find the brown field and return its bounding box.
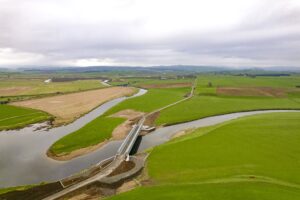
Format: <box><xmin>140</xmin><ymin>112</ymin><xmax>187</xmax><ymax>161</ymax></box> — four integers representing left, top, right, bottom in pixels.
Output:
<box><xmin>217</xmin><ymin>87</ymin><xmax>288</xmax><ymax>97</ymax></box>
<box><xmin>141</xmin><ymin>82</ymin><xmax>192</xmax><ymax>89</ymax></box>
<box><xmin>0</xmin><ymin>87</ymin><xmax>32</xmax><ymax>96</ymax></box>
<box><xmin>11</xmin><ymin>87</ymin><xmax>136</xmax><ymax>125</ymax></box>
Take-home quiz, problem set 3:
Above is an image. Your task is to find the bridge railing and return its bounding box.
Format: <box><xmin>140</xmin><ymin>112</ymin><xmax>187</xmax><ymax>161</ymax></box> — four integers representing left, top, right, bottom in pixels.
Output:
<box><xmin>116</xmin><ymin>125</ymin><xmax>138</xmax><ymax>155</ymax></box>
<box><xmin>59</xmin><ymin>156</ymin><xmax>115</xmax><ymax>188</ymax></box>
<box><xmin>124</xmin><ymin>117</ymin><xmax>145</xmax><ymax>155</ymax></box>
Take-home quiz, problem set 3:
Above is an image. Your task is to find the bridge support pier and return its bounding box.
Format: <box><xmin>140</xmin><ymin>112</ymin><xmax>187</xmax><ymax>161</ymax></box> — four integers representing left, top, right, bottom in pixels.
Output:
<box><xmin>125</xmin><ymin>154</ymin><xmax>130</xmax><ymax>162</ymax></box>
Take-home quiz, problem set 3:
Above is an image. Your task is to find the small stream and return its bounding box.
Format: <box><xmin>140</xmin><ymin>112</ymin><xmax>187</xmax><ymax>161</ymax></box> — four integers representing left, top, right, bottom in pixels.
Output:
<box><xmin>0</xmin><ymin>92</ymin><xmax>298</xmax><ymax>187</ymax></box>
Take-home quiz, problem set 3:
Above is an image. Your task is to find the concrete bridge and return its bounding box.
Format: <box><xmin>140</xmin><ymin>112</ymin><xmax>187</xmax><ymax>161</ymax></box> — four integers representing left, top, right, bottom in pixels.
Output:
<box><xmin>116</xmin><ymin>117</ymin><xmax>145</xmax><ymax>158</ymax></box>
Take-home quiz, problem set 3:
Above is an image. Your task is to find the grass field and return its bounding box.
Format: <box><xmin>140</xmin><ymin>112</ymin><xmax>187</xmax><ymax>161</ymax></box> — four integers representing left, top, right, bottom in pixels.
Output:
<box><xmin>155</xmin><ymin>75</ymin><xmax>300</xmax><ymax>125</ymax></box>
<box><xmin>0</xmin><ymin>105</ymin><xmax>52</xmax><ymax>130</ymax></box>
<box><xmin>110</xmin><ymin>77</ymin><xmax>194</xmax><ymax>88</ymax></box>
<box><xmin>109</xmin><ymin>112</ymin><xmax>300</xmax><ymax>200</ymax></box>
<box><xmin>50</xmin><ymin>117</ymin><xmax>125</xmax><ymax>155</ymax></box>
<box><xmin>0</xmin><ymin>79</ymin><xmax>105</xmax><ymax>96</ymax></box>
<box><xmin>104</xmin><ymin>87</ymin><xmax>191</xmax><ymax>115</ymax></box>
<box><xmin>196</xmin><ymin>74</ymin><xmax>300</xmax><ymax>89</ymax></box>
<box><xmin>110</xmin><ymin>183</ymin><xmax>300</xmax><ymax>200</ymax></box>
<box><xmin>156</xmin><ymin>95</ymin><xmax>300</xmax><ymax>125</ymax></box>
<box><xmin>0</xmin><ymin>78</ymin><xmax>106</xmax><ymax>102</ymax></box>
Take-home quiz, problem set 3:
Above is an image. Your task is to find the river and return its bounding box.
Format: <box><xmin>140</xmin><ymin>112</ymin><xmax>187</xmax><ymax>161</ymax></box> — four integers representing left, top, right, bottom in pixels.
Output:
<box><xmin>0</xmin><ymin>90</ymin><xmax>298</xmax><ymax>187</ymax></box>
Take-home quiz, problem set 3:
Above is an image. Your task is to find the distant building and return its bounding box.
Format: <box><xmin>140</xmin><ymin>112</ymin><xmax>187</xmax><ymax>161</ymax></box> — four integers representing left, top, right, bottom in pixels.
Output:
<box><xmin>44</xmin><ymin>79</ymin><xmax>52</xmax><ymax>83</ymax></box>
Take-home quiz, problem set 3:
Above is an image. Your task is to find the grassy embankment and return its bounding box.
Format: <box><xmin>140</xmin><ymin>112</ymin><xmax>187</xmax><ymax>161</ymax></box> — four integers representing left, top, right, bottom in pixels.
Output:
<box><xmin>109</xmin><ymin>112</ymin><xmax>300</xmax><ymax>200</ymax></box>
<box><xmin>0</xmin><ymin>185</ymin><xmax>36</xmax><ymax>195</ymax></box>
<box><xmin>156</xmin><ymin>75</ymin><xmax>300</xmax><ymax>125</ymax></box>
<box><xmin>50</xmin><ymin>117</ymin><xmax>125</xmax><ymax>155</ymax></box>
<box><xmin>0</xmin><ymin>104</ymin><xmax>52</xmax><ymax>130</ymax></box>
<box><xmin>49</xmin><ymin>86</ymin><xmax>191</xmax><ymax>156</ymax></box>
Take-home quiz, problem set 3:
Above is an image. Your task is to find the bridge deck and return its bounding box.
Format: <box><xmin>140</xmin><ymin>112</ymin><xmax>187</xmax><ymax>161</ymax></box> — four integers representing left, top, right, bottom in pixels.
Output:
<box><xmin>117</xmin><ymin>117</ymin><xmax>145</xmax><ymax>156</ymax></box>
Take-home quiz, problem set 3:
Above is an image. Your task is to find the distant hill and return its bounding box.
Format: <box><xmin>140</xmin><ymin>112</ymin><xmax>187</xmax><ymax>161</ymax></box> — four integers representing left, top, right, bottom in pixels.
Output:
<box><xmin>0</xmin><ymin>65</ymin><xmax>299</xmax><ymax>74</ymax></box>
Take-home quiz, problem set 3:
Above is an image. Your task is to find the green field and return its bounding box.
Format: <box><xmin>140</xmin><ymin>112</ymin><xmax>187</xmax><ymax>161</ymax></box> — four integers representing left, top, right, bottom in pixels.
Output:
<box><xmin>0</xmin><ymin>105</ymin><xmax>52</xmax><ymax>130</ymax></box>
<box><xmin>104</xmin><ymin>87</ymin><xmax>191</xmax><ymax>115</ymax></box>
<box><xmin>49</xmin><ymin>117</ymin><xmax>125</xmax><ymax>155</ymax></box>
<box><xmin>0</xmin><ymin>78</ymin><xmax>106</xmax><ymax>102</ymax></box>
<box><xmin>156</xmin><ymin>95</ymin><xmax>300</xmax><ymax>125</ymax></box>
<box><xmin>110</xmin><ymin>77</ymin><xmax>194</xmax><ymax>88</ymax></box>
<box><xmin>109</xmin><ymin>112</ymin><xmax>300</xmax><ymax>199</ymax></box>
<box><xmin>156</xmin><ymin>75</ymin><xmax>300</xmax><ymax>125</ymax></box>
<box><xmin>110</xmin><ymin>183</ymin><xmax>300</xmax><ymax>200</ymax></box>
<box><xmin>196</xmin><ymin>74</ymin><xmax>300</xmax><ymax>89</ymax></box>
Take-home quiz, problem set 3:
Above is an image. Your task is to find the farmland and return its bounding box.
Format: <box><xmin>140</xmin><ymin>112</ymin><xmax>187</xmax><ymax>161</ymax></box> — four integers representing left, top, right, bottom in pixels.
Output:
<box><xmin>11</xmin><ymin>87</ymin><xmax>136</xmax><ymax>125</ymax></box>
<box><xmin>110</xmin><ymin>77</ymin><xmax>195</xmax><ymax>88</ymax></box>
<box><xmin>0</xmin><ymin>78</ymin><xmax>106</xmax><ymax>102</ymax></box>
<box><xmin>2</xmin><ymin>71</ymin><xmax>300</xmax><ymax>199</ymax></box>
<box><xmin>156</xmin><ymin>95</ymin><xmax>300</xmax><ymax>125</ymax></box>
<box><xmin>2</xmin><ymin>0</ymin><xmax>300</xmax><ymax>198</ymax></box>
<box><xmin>156</xmin><ymin>75</ymin><xmax>300</xmax><ymax>125</ymax></box>
<box><xmin>109</xmin><ymin>112</ymin><xmax>300</xmax><ymax>200</ymax></box>
<box><xmin>104</xmin><ymin>87</ymin><xmax>191</xmax><ymax>115</ymax></box>
<box><xmin>0</xmin><ymin>104</ymin><xmax>51</xmax><ymax>130</ymax></box>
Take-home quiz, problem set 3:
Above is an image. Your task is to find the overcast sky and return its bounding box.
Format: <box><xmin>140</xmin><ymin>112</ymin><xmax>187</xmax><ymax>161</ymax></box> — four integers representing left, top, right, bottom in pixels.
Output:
<box><xmin>0</xmin><ymin>0</ymin><xmax>299</xmax><ymax>68</ymax></box>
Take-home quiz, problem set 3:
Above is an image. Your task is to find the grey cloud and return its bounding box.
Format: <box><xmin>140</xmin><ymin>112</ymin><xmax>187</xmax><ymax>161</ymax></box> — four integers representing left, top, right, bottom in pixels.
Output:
<box><xmin>0</xmin><ymin>0</ymin><xmax>299</xmax><ymax>67</ymax></box>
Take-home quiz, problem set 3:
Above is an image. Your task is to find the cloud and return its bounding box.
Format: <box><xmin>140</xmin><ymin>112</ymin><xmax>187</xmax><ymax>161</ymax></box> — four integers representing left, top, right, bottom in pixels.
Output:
<box><xmin>0</xmin><ymin>0</ymin><xmax>299</xmax><ymax>67</ymax></box>
<box><xmin>0</xmin><ymin>48</ymin><xmax>45</xmax><ymax>66</ymax></box>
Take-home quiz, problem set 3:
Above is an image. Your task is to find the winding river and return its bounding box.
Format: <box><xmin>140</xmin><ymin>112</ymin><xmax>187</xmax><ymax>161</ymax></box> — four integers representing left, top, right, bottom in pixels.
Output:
<box><xmin>0</xmin><ymin>89</ymin><xmax>298</xmax><ymax>188</ymax></box>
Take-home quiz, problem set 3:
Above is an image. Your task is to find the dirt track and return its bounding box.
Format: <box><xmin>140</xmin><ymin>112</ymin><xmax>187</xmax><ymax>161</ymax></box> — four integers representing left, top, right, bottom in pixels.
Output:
<box><xmin>11</xmin><ymin>87</ymin><xmax>136</xmax><ymax>125</ymax></box>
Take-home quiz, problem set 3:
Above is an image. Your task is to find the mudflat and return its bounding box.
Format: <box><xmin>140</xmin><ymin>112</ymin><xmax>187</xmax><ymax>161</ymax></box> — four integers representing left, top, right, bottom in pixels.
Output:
<box><xmin>12</xmin><ymin>87</ymin><xmax>136</xmax><ymax>125</ymax></box>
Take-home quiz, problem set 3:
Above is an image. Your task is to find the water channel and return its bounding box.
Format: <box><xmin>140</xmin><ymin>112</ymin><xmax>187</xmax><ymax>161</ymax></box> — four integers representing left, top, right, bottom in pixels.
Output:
<box><xmin>0</xmin><ymin>88</ymin><xmax>297</xmax><ymax>187</ymax></box>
